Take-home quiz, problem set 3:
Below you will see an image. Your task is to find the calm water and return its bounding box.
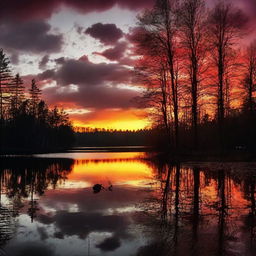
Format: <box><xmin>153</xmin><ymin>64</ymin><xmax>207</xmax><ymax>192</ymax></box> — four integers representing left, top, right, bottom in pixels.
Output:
<box><xmin>1</xmin><ymin>152</ymin><xmax>256</xmax><ymax>256</ymax></box>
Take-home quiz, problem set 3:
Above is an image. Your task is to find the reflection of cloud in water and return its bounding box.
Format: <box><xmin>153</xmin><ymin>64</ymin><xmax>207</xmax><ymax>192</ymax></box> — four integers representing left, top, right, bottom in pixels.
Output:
<box><xmin>33</xmin><ymin>186</ymin><xmax>150</xmax><ymax>254</ymax></box>
<box><xmin>38</xmin><ymin>211</ymin><xmax>131</xmax><ymax>240</ymax></box>
<box><xmin>96</xmin><ymin>236</ymin><xmax>121</xmax><ymax>251</ymax></box>
<box><xmin>41</xmin><ymin>187</ymin><xmax>150</xmax><ymax>213</ymax></box>
<box><xmin>5</xmin><ymin>242</ymin><xmax>54</xmax><ymax>256</ymax></box>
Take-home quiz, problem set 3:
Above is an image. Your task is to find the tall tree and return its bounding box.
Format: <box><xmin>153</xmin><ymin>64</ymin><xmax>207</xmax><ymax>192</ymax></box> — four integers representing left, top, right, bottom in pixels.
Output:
<box><xmin>137</xmin><ymin>0</ymin><xmax>180</xmax><ymax>149</ymax></box>
<box><xmin>29</xmin><ymin>79</ymin><xmax>41</xmax><ymax>116</ymax></box>
<box><xmin>0</xmin><ymin>49</ymin><xmax>13</xmax><ymax>119</ymax></box>
<box><xmin>208</xmin><ymin>1</ymin><xmax>247</xmax><ymax>137</ymax></box>
<box><xmin>179</xmin><ymin>0</ymin><xmax>207</xmax><ymax>148</ymax></box>
<box><xmin>10</xmin><ymin>73</ymin><xmax>24</xmax><ymax>117</ymax></box>
<box><xmin>243</xmin><ymin>41</ymin><xmax>256</xmax><ymax>114</ymax></box>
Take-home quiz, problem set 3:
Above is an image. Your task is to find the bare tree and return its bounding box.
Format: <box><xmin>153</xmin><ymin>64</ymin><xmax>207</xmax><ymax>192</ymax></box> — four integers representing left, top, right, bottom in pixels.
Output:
<box><xmin>179</xmin><ymin>0</ymin><xmax>207</xmax><ymax>147</ymax></box>
<box><xmin>136</xmin><ymin>51</ymin><xmax>172</xmax><ymax>145</ymax></box>
<box><xmin>208</xmin><ymin>1</ymin><xmax>247</xmax><ymax>125</ymax></box>
<box><xmin>137</xmin><ymin>0</ymin><xmax>180</xmax><ymax>149</ymax></box>
<box><xmin>243</xmin><ymin>41</ymin><xmax>256</xmax><ymax>114</ymax></box>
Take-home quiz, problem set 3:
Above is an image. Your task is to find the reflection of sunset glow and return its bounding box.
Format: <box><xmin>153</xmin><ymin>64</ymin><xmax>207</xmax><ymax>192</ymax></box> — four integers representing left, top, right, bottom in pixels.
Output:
<box><xmin>68</xmin><ymin>158</ymin><xmax>152</xmax><ymax>187</ymax></box>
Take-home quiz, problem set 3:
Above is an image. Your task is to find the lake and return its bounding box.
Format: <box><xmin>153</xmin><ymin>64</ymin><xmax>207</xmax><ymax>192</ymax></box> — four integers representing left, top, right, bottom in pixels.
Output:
<box><xmin>0</xmin><ymin>150</ymin><xmax>256</xmax><ymax>256</ymax></box>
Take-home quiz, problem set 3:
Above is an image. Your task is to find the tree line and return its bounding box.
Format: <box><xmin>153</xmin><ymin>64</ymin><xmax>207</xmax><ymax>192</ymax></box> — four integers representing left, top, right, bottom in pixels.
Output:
<box><xmin>0</xmin><ymin>49</ymin><xmax>74</xmax><ymax>153</ymax></box>
<box><xmin>75</xmin><ymin>129</ymin><xmax>152</xmax><ymax>147</ymax></box>
<box><xmin>136</xmin><ymin>0</ymin><xmax>256</xmax><ymax>154</ymax></box>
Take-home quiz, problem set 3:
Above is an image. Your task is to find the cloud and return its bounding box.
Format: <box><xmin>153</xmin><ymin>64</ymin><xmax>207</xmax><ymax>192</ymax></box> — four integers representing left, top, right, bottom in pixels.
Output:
<box><xmin>36</xmin><ymin>57</ymin><xmax>139</xmax><ymax>109</ymax></box>
<box><xmin>0</xmin><ymin>20</ymin><xmax>63</xmax><ymax>53</ymax></box>
<box><xmin>39</xmin><ymin>55</ymin><xmax>50</xmax><ymax>70</ymax></box>
<box><xmin>10</xmin><ymin>53</ymin><xmax>19</xmax><ymax>65</ymax></box>
<box><xmin>0</xmin><ymin>0</ymin><xmax>154</xmax><ymax>21</ymax></box>
<box><xmin>40</xmin><ymin>57</ymin><xmax>131</xmax><ymax>86</ymax></box>
<box><xmin>85</xmin><ymin>23</ymin><xmax>124</xmax><ymax>45</ymax></box>
<box><xmin>40</xmin><ymin>187</ymin><xmax>148</xmax><ymax>214</ymax></box>
<box><xmin>94</xmin><ymin>42</ymin><xmax>127</xmax><ymax>61</ymax></box>
<box><xmin>43</xmin><ymin>83</ymin><xmax>139</xmax><ymax>110</ymax></box>
<box><xmin>55</xmin><ymin>57</ymin><xmax>66</xmax><ymax>65</ymax></box>
<box><xmin>231</xmin><ymin>0</ymin><xmax>256</xmax><ymax>20</ymax></box>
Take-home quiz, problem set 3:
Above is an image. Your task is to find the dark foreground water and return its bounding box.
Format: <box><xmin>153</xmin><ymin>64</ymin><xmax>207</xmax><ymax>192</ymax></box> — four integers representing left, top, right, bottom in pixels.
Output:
<box><xmin>0</xmin><ymin>151</ymin><xmax>256</xmax><ymax>256</ymax></box>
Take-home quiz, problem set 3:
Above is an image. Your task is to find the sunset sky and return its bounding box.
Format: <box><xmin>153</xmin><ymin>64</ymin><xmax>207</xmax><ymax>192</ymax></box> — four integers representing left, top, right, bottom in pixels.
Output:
<box><xmin>1</xmin><ymin>0</ymin><xmax>255</xmax><ymax>130</ymax></box>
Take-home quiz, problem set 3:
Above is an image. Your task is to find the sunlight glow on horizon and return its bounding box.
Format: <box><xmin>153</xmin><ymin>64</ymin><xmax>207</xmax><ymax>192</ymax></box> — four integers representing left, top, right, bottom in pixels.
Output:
<box><xmin>72</xmin><ymin>119</ymin><xmax>148</xmax><ymax>130</ymax></box>
<box><xmin>71</xmin><ymin>108</ymin><xmax>150</xmax><ymax>130</ymax></box>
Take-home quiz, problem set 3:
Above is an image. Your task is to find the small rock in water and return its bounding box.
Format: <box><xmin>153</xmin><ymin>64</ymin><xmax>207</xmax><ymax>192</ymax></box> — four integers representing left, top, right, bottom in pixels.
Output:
<box><xmin>93</xmin><ymin>184</ymin><xmax>104</xmax><ymax>193</ymax></box>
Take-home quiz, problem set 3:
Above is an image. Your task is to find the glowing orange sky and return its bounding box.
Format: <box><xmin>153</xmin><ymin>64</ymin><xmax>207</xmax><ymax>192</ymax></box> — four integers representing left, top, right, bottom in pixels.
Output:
<box><xmin>70</xmin><ymin>108</ymin><xmax>149</xmax><ymax>130</ymax></box>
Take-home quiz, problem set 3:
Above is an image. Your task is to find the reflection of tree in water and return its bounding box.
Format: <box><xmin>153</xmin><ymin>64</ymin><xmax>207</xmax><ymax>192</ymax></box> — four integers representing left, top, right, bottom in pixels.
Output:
<box><xmin>0</xmin><ymin>205</ymin><xmax>15</xmax><ymax>249</ymax></box>
<box><xmin>0</xmin><ymin>157</ymin><xmax>74</xmax><ymax>244</ymax></box>
<box><xmin>242</xmin><ymin>171</ymin><xmax>256</xmax><ymax>253</ymax></box>
<box><xmin>137</xmin><ymin>162</ymin><xmax>256</xmax><ymax>256</ymax></box>
<box><xmin>1</xmin><ymin>158</ymin><xmax>74</xmax><ymax>198</ymax></box>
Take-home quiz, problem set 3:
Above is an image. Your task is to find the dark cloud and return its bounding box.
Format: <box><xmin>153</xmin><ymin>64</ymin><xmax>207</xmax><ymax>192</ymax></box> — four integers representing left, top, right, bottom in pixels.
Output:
<box><xmin>96</xmin><ymin>236</ymin><xmax>121</xmax><ymax>251</ymax></box>
<box><xmin>0</xmin><ymin>20</ymin><xmax>63</xmax><ymax>53</ymax></box>
<box><xmin>43</xmin><ymin>83</ymin><xmax>139</xmax><ymax>109</ymax></box>
<box><xmin>39</xmin><ymin>70</ymin><xmax>56</xmax><ymax>81</ymax></box>
<box><xmin>36</xmin><ymin>57</ymin><xmax>138</xmax><ymax>109</ymax></box>
<box><xmin>0</xmin><ymin>0</ymin><xmax>154</xmax><ymax>21</ymax></box>
<box><xmin>44</xmin><ymin>58</ymin><xmax>131</xmax><ymax>86</ymax></box>
<box><xmin>227</xmin><ymin>0</ymin><xmax>256</xmax><ymax>21</ymax></box>
<box><xmin>38</xmin><ymin>210</ymin><xmax>130</xmax><ymax>240</ymax></box>
<box><xmin>39</xmin><ymin>55</ymin><xmax>50</xmax><ymax>70</ymax></box>
<box><xmin>85</xmin><ymin>23</ymin><xmax>124</xmax><ymax>45</ymax></box>
<box><xmin>55</xmin><ymin>57</ymin><xmax>66</xmax><ymax>65</ymax></box>
<box><xmin>94</xmin><ymin>42</ymin><xmax>127</xmax><ymax>61</ymax></box>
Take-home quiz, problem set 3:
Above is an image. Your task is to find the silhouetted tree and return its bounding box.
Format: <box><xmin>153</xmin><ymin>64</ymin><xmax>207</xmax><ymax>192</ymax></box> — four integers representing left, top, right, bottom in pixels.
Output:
<box><xmin>0</xmin><ymin>49</ymin><xmax>13</xmax><ymax>119</ymax></box>
<box><xmin>137</xmin><ymin>0</ymin><xmax>180</xmax><ymax>149</ymax></box>
<box><xmin>179</xmin><ymin>0</ymin><xmax>207</xmax><ymax>148</ymax></box>
<box><xmin>208</xmin><ymin>1</ymin><xmax>247</xmax><ymax>144</ymax></box>
<box><xmin>10</xmin><ymin>73</ymin><xmax>24</xmax><ymax>118</ymax></box>
<box><xmin>29</xmin><ymin>79</ymin><xmax>41</xmax><ymax>116</ymax></box>
<box><xmin>243</xmin><ymin>41</ymin><xmax>256</xmax><ymax>114</ymax></box>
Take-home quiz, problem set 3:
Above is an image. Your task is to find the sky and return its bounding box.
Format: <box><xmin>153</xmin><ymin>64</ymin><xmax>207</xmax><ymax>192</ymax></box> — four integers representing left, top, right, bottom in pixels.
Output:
<box><xmin>1</xmin><ymin>0</ymin><xmax>255</xmax><ymax>130</ymax></box>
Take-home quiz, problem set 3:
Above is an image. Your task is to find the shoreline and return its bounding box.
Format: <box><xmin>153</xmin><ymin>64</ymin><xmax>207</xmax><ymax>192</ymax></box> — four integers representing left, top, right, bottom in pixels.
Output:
<box><xmin>1</xmin><ymin>146</ymin><xmax>256</xmax><ymax>162</ymax></box>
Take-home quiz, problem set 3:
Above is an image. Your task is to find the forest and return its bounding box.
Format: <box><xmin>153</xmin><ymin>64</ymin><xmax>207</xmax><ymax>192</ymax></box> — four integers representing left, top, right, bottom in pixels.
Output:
<box><xmin>74</xmin><ymin>128</ymin><xmax>152</xmax><ymax>147</ymax></box>
<box><xmin>135</xmin><ymin>0</ymin><xmax>256</xmax><ymax>155</ymax></box>
<box><xmin>0</xmin><ymin>49</ymin><xmax>74</xmax><ymax>154</ymax></box>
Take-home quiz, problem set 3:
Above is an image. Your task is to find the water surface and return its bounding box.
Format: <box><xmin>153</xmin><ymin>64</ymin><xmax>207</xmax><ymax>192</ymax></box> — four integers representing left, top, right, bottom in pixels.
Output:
<box><xmin>0</xmin><ymin>152</ymin><xmax>256</xmax><ymax>256</ymax></box>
